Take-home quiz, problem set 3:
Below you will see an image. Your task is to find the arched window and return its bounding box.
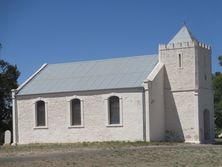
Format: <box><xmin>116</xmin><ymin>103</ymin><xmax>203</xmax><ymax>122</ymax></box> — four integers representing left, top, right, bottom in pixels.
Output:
<box><xmin>36</xmin><ymin>101</ymin><xmax>46</xmax><ymax>126</ymax></box>
<box><xmin>71</xmin><ymin>99</ymin><xmax>81</xmax><ymax>126</ymax></box>
<box><xmin>109</xmin><ymin>96</ymin><xmax>120</xmax><ymax>124</ymax></box>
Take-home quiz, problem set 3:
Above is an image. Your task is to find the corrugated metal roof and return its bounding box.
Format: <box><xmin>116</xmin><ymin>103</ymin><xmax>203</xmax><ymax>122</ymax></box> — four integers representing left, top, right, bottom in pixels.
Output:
<box><xmin>17</xmin><ymin>55</ymin><xmax>158</xmax><ymax>95</ymax></box>
<box><xmin>169</xmin><ymin>26</ymin><xmax>198</xmax><ymax>44</ymax></box>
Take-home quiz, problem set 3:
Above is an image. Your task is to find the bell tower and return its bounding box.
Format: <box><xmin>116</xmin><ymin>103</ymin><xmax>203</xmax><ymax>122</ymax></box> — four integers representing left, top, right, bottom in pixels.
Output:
<box><xmin>159</xmin><ymin>26</ymin><xmax>214</xmax><ymax>143</ymax></box>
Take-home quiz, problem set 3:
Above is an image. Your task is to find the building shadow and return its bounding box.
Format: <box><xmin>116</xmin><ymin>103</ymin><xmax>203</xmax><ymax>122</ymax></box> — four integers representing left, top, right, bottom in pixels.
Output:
<box><xmin>164</xmin><ymin>68</ymin><xmax>185</xmax><ymax>142</ymax></box>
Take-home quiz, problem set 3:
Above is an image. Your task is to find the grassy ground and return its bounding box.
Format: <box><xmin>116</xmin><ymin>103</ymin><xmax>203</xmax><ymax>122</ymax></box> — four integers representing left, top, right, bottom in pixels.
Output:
<box><xmin>1</xmin><ymin>141</ymin><xmax>222</xmax><ymax>167</ymax></box>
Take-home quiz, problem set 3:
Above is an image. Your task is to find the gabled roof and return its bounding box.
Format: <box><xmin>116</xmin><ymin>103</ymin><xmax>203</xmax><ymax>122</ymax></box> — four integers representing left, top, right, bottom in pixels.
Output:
<box><xmin>168</xmin><ymin>25</ymin><xmax>198</xmax><ymax>44</ymax></box>
<box><xmin>17</xmin><ymin>55</ymin><xmax>158</xmax><ymax>95</ymax></box>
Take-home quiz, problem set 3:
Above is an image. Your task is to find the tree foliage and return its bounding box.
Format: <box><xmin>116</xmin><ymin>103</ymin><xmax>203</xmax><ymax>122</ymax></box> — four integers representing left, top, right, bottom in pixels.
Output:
<box><xmin>214</xmin><ymin>56</ymin><xmax>222</xmax><ymax>136</ymax></box>
<box><xmin>0</xmin><ymin>59</ymin><xmax>20</xmax><ymax>143</ymax></box>
<box><xmin>219</xmin><ymin>56</ymin><xmax>222</xmax><ymax>66</ymax></box>
<box><xmin>213</xmin><ymin>72</ymin><xmax>222</xmax><ymax>135</ymax></box>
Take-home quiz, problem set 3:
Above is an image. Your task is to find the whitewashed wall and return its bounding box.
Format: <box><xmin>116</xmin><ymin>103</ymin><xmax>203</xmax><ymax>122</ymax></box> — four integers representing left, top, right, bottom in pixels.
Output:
<box><xmin>197</xmin><ymin>46</ymin><xmax>214</xmax><ymax>143</ymax></box>
<box><xmin>164</xmin><ymin>90</ymin><xmax>200</xmax><ymax>142</ymax></box>
<box><xmin>145</xmin><ymin>63</ymin><xmax>165</xmax><ymax>141</ymax></box>
<box><xmin>159</xmin><ymin>42</ymin><xmax>213</xmax><ymax>143</ymax></box>
<box><xmin>16</xmin><ymin>89</ymin><xmax>144</xmax><ymax>144</ymax></box>
<box><xmin>198</xmin><ymin>89</ymin><xmax>214</xmax><ymax>143</ymax></box>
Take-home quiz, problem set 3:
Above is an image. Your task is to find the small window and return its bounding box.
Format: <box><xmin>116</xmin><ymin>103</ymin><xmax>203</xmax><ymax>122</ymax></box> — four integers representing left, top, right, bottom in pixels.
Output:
<box><xmin>71</xmin><ymin>99</ymin><xmax>81</xmax><ymax>126</ymax></box>
<box><xmin>109</xmin><ymin>96</ymin><xmax>120</xmax><ymax>124</ymax></box>
<box><xmin>36</xmin><ymin>101</ymin><xmax>46</xmax><ymax>126</ymax></box>
<box><xmin>203</xmin><ymin>109</ymin><xmax>210</xmax><ymax>141</ymax></box>
<box><xmin>178</xmin><ymin>54</ymin><xmax>182</xmax><ymax>68</ymax></box>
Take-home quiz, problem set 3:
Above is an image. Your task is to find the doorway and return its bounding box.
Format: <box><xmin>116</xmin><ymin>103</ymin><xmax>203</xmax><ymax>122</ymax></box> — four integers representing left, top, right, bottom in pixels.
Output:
<box><xmin>203</xmin><ymin>109</ymin><xmax>210</xmax><ymax>141</ymax></box>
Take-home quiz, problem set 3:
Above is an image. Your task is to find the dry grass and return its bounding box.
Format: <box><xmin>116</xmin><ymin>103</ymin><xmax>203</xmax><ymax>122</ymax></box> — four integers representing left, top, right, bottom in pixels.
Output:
<box><xmin>0</xmin><ymin>141</ymin><xmax>222</xmax><ymax>167</ymax></box>
<box><xmin>0</xmin><ymin>141</ymin><xmax>178</xmax><ymax>153</ymax></box>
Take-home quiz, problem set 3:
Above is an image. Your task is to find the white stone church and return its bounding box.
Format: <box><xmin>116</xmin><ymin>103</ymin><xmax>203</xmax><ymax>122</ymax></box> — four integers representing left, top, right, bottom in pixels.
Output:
<box><xmin>12</xmin><ymin>26</ymin><xmax>214</xmax><ymax>144</ymax></box>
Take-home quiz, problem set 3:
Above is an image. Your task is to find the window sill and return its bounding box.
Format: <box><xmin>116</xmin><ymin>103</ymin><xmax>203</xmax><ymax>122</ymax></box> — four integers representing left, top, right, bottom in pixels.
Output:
<box><xmin>106</xmin><ymin>124</ymin><xmax>123</xmax><ymax>127</ymax></box>
<box><xmin>68</xmin><ymin>125</ymin><xmax>84</xmax><ymax>128</ymax></box>
<box><xmin>33</xmin><ymin>126</ymin><xmax>48</xmax><ymax>129</ymax></box>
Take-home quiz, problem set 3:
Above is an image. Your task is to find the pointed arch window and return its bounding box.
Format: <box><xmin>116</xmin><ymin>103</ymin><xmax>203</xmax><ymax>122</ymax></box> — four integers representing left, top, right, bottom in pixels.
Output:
<box><xmin>36</xmin><ymin>100</ymin><xmax>46</xmax><ymax>127</ymax></box>
<box><xmin>109</xmin><ymin>96</ymin><xmax>120</xmax><ymax>124</ymax></box>
<box><xmin>105</xmin><ymin>95</ymin><xmax>123</xmax><ymax>127</ymax></box>
<box><xmin>67</xmin><ymin>97</ymin><xmax>84</xmax><ymax>128</ymax></box>
<box><xmin>71</xmin><ymin>99</ymin><xmax>81</xmax><ymax>126</ymax></box>
<box><xmin>203</xmin><ymin>109</ymin><xmax>211</xmax><ymax>141</ymax></box>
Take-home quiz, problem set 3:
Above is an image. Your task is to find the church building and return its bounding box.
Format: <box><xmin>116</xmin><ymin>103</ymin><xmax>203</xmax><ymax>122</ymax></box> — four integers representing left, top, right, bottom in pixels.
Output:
<box><xmin>12</xmin><ymin>26</ymin><xmax>214</xmax><ymax>144</ymax></box>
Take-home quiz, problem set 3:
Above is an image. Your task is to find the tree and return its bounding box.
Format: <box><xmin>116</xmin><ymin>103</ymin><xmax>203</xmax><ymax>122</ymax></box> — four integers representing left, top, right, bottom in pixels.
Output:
<box><xmin>0</xmin><ymin>59</ymin><xmax>20</xmax><ymax>144</ymax></box>
<box><xmin>219</xmin><ymin>56</ymin><xmax>222</xmax><ymax>66</ymax></box>
<box><xmin>214</xmin><ymin>56</ymin><xmax>222</xmax><ymax>136</ymax></box>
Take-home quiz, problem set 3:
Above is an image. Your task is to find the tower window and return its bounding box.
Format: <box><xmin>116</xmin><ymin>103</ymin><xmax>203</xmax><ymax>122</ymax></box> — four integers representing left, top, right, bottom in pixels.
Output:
<box><xmin>178</xmin><ymin>54</ymin><xmax>182</xmax><ymax>68</ymax></box>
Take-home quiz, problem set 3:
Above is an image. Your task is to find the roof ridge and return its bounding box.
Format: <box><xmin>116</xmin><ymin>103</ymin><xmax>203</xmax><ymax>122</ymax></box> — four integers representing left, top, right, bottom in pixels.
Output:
<box><xmin>49</xmin><ymin>54</ymin><xmax>157</xmax><ymax>66</ymax></box>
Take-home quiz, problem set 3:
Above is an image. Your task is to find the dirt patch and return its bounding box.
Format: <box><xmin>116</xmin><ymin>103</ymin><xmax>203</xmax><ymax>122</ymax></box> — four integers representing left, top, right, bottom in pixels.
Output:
<box><xmin>0</xmin><ymin>143</ymin><xmax>222</xmax><ymax>167</ymax></box>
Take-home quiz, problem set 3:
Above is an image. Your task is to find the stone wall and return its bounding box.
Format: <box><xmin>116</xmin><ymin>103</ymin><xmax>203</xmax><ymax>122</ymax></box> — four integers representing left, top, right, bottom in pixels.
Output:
<box><xmin>198</xmin><ymin>86</ymin><xmax>214</xmax><ymax>143</ymax></box>
<box><xmin>165</xmin><ymin>90</ymin><xmax>199</xmax><ymax>142</ymax></box>
<box><xmin>159</xmin><ymin>41</ymin><xmax>213</xmax><ymax>143</ymax></box>
<box><xmin>159</xmin><ymin>43</ymin><xmax>196</xmax><ymax>91</ymax></box>
<box><xmin>196</xmin><ymin>45</ymin><xmax>214</xmax><ymax>143</ymax></box>
<box><xmin>16</xmin><ymin>89</ymin><xmax>144</xmax><ymax>144</ymax></box>
<box><xmin>145</xmin><ymin>63</ymin><xmax>165</xmax><ymax>141</ymax></box>
<box><xmin>196</xmin><ymin>46</ymin><xmax>212</xmax><ymax>89</ymax></box>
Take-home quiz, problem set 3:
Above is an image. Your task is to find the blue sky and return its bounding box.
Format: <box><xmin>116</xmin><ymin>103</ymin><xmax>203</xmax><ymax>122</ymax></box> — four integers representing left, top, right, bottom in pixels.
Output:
<box><xmin>0</xmin><ymin>0</ymin><xmax>221</xmax><ymax>83</ymax></box>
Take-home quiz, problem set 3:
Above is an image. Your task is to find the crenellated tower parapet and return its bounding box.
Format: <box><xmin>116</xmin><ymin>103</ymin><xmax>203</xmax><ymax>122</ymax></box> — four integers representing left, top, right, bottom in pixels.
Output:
<box><xmin>159</xmin><ymin>41</ymin><xmax>211</xmax><ymax>51</ymax></box>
